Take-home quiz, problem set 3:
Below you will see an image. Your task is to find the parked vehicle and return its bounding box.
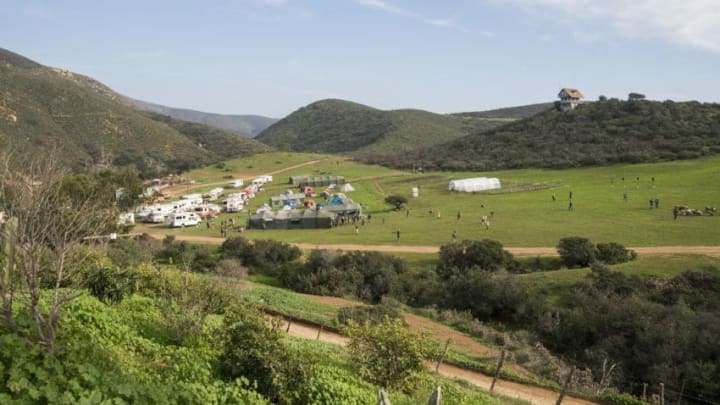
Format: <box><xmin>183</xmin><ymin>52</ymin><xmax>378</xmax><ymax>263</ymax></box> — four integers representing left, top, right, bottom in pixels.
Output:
<box><xmin>148</xmin><ymin>212</ymin><xmax>166</xmax><ymax>223</ymax></box>
<box><xmin>228</xmin><ymin>179</ymin><xmax>244</xmax><ymax>188</ymax></box>
<box><xmin>168</xmin><ymin>212</ymin><xmax>201</xmax><ymax>227</ymax></box>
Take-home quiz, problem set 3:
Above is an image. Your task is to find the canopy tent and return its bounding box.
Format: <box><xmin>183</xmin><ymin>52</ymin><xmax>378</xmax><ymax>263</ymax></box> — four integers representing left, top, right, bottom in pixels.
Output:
<box><xmin>448</xmin><ymin>177</ymin><xmax>501</xmax><ymax>192</ymax></box>
<box><xmin>340</xmin><ymin>183</ymin><xmax>355</xmax><ymax>192</ymax></box>
<box><xmin>248</xmin><ymin>209</ymin><xmax>336</xmax><ymax>229</ymax></box>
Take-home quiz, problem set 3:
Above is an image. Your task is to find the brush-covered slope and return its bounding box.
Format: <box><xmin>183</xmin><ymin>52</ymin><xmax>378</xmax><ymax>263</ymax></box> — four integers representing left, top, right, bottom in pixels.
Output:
<box><xmin>368</xmin><ymin>99</ymin><xmax>720</xmax><ymax>170</ymax></box>
<box><xmin>130</xmin><ymin>98</ymin><xmax>277</xmax><ymax>137</ymax></box>
<box><xmin>0</xmin><ymin>47</ymin><xmax>268</xmax><ymax>176</ymax></box>
<box><xmin>255</xmin><ymin>99</ymin><xmax>506</xmax><ymax>158</ymax></box>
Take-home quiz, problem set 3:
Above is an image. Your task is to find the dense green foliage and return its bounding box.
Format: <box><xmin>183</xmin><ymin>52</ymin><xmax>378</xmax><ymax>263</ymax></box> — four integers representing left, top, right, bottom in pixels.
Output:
<box><xmin>368</xmin><ymin>99</ymin><xmax>720</xmax><ymax>170</ymax></box>
<box><xmin>557</xmin><ymin>237</ymin><xmax>636</xmax><ymax>267</ymax></box>
<box><xmin>337</xmin><ymin>304</ymin><xmax>404</xmax><ymax>326</ymax></box>
<box><xmin>280</xmin><ymin>250</ymin><xmax>406</xmax><ymax>303</ymax></box>
<box><xmin>452</xmin><ymin>102</ymin><xmax>553</xmax><ymax>119</ymax></box>
<box><xmin>0</xmin><ymin>48</ymin><xmax>267</xmax><ymax>177</ymax></box>
<box><xmin>219</xmin><ymin>237</ymin><xmax>301</xmax><ymax>274</ymax></box>
<box><xmin>255</xmin><ymin>99</ymin><xmax>505</xmax><ymax>160</ymax></box>
<box><xmin>345</xmin><ymin>317</ymin><xmax>436</xmax><ymax>392</ymax></box>
<box><xmin>219</xmin><ymin>304</ymin><xmax>310</xmax><ymax>404</ymax></box>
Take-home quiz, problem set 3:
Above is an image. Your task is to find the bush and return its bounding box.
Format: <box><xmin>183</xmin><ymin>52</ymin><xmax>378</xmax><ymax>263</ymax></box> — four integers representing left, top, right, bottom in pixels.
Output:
<box><xmin>219</xmin><ymin>304</ymin><xmax>312</xmax><ymax>404</ymax></box>
<box><xmin>384</xmin><ymin>195</ymin><xmax>408</xmax><ymax>210</ymax></box>
<box><xmin>220</xmin><ymin>237</ymin><xmax>300</xmax><ymax>274</ymax></box>
<box><xmin>337</xmin><ymin>304</ymin><xmax>404</xmax><ymax>326</ymax></box>
<box><xmin>601</xmin><ymin>392</ymin><xmax>649</xmax><ymax>405</ymax></box>
<box><xmin>557</xmin><ymin>237</ymin><xmax>597</xmax><ymax>267</ymax></box>
<box><xmin>437</xmin><ymin>239</ymin><xmax>514</xmax><ymax>278</ymax></box>
<box><xmin>344</xmin><ymin>317</ymin><xmax>436</xmax><ymax>392</ymax></box>
<box><xmin>596</xmin><ymin>242</ymin><xmax>636</xmax><ymax>264</ymax></box>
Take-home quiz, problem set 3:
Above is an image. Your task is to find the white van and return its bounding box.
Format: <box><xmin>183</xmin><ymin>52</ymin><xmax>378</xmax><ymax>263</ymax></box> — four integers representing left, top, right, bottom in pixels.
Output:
<box><xmin>168</xmin><ymin>212</ymin><xmax>201</xmax><ymax>228</ymax></box>
<box><xmin>228</xmin><ymin>179</ymin><xmax>244</xmax><ymax>188</ymax></box>
<box><xmin>148</xmin><ymin>212</ymin><xmax>166</xmax><ymax>223</ymax></box>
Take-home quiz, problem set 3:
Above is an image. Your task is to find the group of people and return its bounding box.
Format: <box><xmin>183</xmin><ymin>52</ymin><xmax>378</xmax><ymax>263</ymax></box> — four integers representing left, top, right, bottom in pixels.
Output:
<box><xmin>216</xmin><ymin>218</ymin><xmax>243</xmax><ymax>237</ymax></box>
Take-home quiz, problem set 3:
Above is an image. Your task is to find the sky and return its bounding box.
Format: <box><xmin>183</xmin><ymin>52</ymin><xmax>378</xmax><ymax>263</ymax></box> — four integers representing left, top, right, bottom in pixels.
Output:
<box><xmin>2</xmin><ymin>0</ymin><xmax>720</xmax><ymax>117</ymax></box>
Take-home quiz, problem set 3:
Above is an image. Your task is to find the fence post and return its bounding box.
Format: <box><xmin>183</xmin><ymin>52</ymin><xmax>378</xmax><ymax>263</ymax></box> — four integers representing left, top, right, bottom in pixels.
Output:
<box><xmin>435</xmin><ymin>338</ymin><xmax>451</xmax><ymax>373</ymax></box>
<box><xmin>285</xmin><ymin>317</ymin><xmax>292</xmax><ymax>333</ymax></box>
<box><xmin>316</xmin><ymin>324</ymin><xmax>323</xmax><ymax>340</ymax></box>
<box><xmin>660</xmin><ymin>383</ymin><xmax>665</xmax><ymax>405</ymax></box>
<box><xmin>642</xmin><ymin>383</ymin><xmax>648</xmax><ymax>402</ymax></box>
<box><xmin>677</xmin><ymin>380</ymin><xmax>685</xmax><ymax>405</ymax></box>
<box><xmin>555</xmin><ymin>367</ymin><xmax>575</xmax><ymax>405</ymax></box>
<box><xmin>490</xmin><ymin>349</ymin><xmax>506</xmax><ymax>394</ymax></box>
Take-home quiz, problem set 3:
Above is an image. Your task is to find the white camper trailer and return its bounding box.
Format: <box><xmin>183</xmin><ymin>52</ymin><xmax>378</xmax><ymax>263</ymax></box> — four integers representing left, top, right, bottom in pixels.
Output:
<box><xmin>168</xmin><ymin>212</ymin><xmax>201</xmax><ymax>228</ymax></box>
<box><xmin>228</xmin><ymin>179</ymin><xmax>244</xmax><ymax>188</ymax></box>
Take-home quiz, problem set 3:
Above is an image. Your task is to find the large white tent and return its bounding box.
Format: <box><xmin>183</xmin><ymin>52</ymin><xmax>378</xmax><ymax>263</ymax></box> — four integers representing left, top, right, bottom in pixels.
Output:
<box><xmin>448</xmin><ymin>177</ymin><xmax>501</xmax><ymax>192</ymax></box>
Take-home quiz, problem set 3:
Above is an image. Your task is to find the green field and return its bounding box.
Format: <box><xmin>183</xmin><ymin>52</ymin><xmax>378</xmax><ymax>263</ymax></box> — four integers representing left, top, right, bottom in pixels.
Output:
<box><xmin>157</xmin><ymin>153</ymin><xmax>720</xmax><ymax>247</ymax></box>
<box><xmin>519</xmin><ymin>254</ymin><xmax>720</xmax><ymax>301</ymax></box>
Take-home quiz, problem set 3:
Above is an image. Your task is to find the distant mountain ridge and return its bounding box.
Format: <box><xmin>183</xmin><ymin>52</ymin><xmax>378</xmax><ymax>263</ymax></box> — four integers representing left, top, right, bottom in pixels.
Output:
<box><xmin>129</xmin><ymin>98</ymin><xmax>278</xmax><ymax>137</ymax></box>
<box><xmin>0</xmin><ymin>47</ymin><xmax>269</xmax><ymax>177</ymax></box>
<box><xmin>255</xmin><ymin>99</ymin><xmax>548</xmax><ymax>160</ymax></box>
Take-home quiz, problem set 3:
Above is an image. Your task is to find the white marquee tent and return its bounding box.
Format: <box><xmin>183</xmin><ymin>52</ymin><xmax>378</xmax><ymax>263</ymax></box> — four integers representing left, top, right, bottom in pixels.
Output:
<box><xmin>448</xmin><ymin>177</ymin><xmax>501</xmax><ymax>192</ymax></box>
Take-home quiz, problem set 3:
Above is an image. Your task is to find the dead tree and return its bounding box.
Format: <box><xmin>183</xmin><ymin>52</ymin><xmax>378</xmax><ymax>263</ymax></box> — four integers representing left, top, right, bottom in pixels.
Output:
<box><xmin>0</xmin><ymin>152</ymin><xmax>114</xmax><ymax>353</ymax></box>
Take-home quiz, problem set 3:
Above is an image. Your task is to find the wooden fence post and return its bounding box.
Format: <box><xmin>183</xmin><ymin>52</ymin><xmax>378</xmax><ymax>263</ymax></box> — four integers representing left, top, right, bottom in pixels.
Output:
<box><xmin>490</xmin><ymin>349</ymin><xmax>506</xmax><ymax>394</ymax></box>
<box><xmin>285</xmin><ymin>317</ymin><xmax>292</xmax><ymax>333</ymax></box>
<box><xmin>677</xmin><ymin>380</ymin><xmax>685</xmax><ymax>405</ymax></box>
<box><xmin>555</xmin><ymin>367</ymin><xmax>575</xmax><ymax>405</ymax></box>
<box><xmin>660</xmin><ymin>383</ymin><xmax>665</xmax><ymax>405</ymax></box>
<box><xmin>316</xmin><ymin>324</ymin><xmax>323</xmax><ymax>340</ymax></box>
<box><xmin>435</xmin><ymin>338</ymin><xmax>451</xmax><ymax>373</ymax></box>
<box><xmin>642</xmin><ymin>383</ymin><xmax>648</xmax><ymax>402</ymax></box>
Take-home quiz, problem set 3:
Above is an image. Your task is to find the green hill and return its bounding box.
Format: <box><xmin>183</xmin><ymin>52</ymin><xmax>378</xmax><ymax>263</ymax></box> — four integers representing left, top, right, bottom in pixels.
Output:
<box><xmin>0</xmin><ymin>47</ymin><xmax>268</xmax><ymax>177</ymax></box>
<box><xmin>452</xmin><ymin>102</ymin><xmax>553</xmax><ymax>119</ymax></box>
<box><xmin>255</xmin><ymin>99</ymin><xmax>511</xmax><ymax>159</ymax></box>
<box><xmin>368</xmin><ymin>99</ymin><xmax>720</xmax><ymax>170</ymax></box>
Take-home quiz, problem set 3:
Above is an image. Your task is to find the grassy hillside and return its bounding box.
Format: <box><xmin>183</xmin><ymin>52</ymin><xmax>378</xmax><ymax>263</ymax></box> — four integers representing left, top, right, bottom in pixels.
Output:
<box><xmin>0</xmin><ymin>47</ymin><xmax>267</xmax><ymax>177</ymax></box>
<box><xmin>370</xmin><ymin>98</ymin><xmax>720</xmax><ymax>170</ymax></box>
<box><xmin>452</xmin><ymin>102</ymin><xmax>553</xmax><ymax>119</ymax></box>
<box><xmin>130</xmin><ymin>98</ymin><xmax>277</xmax><ymax>137</ymax></box>
<box><xmin>255</xmin><ymin>99</ymin><xmax>505</xmax><ymax>159</ymax></box>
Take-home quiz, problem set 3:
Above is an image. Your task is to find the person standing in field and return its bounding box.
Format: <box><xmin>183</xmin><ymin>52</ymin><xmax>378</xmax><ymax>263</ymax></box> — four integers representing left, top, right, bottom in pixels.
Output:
<box><xmin>395</xmin><ymin>229</ymin><xmax>401</xmax><ymax>241</ymax></box>
<box><xmin>355</xmin><ymin>225</ymin><xmax>359</xmax><ymax>235</ymax></box>
<box><xmin>452</xmin><ymin>230</ymin><xmax>457</xmax><ymax>243</ymax></box>
<box><xmin>568</xmin><ymin>201</ymin><xmax>574</xmax><ymax>211</ymax></box>
<box><xmin>457</xmin><ymin>211</ymin><xmax>461</xmax><ymax>223</ymax></box>
<box><xmin>552</xmin><ymin>192</ymin><xmax>556</xmax><ymax>202</ymax></box>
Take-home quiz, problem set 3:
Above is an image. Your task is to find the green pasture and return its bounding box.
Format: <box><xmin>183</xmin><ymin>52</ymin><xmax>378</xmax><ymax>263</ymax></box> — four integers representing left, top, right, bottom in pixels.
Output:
<box><xmin>519</xmin><ymin>254</ymin><xmax>720</xmax><ymax>300</ymax></box>
<box><xmin>161</xmin><ymin>152</ymin><xmax>720</xmax><ymax>247</ymax></box>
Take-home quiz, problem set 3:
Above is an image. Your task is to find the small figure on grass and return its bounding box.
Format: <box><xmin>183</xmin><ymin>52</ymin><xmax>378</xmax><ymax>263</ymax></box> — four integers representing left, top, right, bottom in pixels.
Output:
<box><xmin>655</xmin><ymin>198</ymin><xmax>660</xmax><ymax>208</ymax></box>
<box><xmin>452</xmin><ymin>230</ymin><xmax>457</xmax><ymax>243</ymax></box>
<box><xmin>355</xmin><ymin>225</ymin><xmax>359</xmax><ymax>235</ymax></box>
<box><xmin>568</xmin><ymin>201</ymin><xmax>574</xmax><ymax>211</ymax></box>
<box><xmin>457</xmin><ymin>211</ymin><xmax>462</xmax><ymax>223</ymax></box>
<box><xmin>395</xmin><ymin>229</ymin><xmax>401</xmax><ymax>241</ymax></box>
<box><xmin>552</xmin><ymin>193</ymin><xmax>556</xmax><ymax>202</ymax></box>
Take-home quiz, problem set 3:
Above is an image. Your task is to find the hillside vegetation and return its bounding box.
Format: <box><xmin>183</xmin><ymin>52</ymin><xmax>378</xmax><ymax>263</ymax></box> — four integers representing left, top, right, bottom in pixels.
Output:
<box><xmin>367</xmin><ymin>99</ymin><xmax>720</xmax><ymax>170</ymax></box>
<box><xmin>255</xmin><ymin>99</ymin><xmax>523</xmax><ymax>160</ymax></box>
<box><xmin>0</xmin><ymin>48</ymin><xmax>268</xmax><ymax>177</ymax></box>
<box><xmin>130</xmin><ymin>98</ymin><xmax>278</xmax><ymax>137</ymax></box>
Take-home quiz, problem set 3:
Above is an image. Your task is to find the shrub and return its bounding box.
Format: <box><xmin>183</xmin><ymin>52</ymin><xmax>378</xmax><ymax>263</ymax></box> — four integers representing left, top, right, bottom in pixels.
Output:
<box><xmin>437</xmin><ymin>239</ymin><xmax>514</xmax><ymax>278</ymax></box>
<box><xmin>337</xmin><ymin>304</ymin><xmax>404</xmax><ymax>326</ymax></box>
<box><xmin>344</xmin><ymin>317</ymin><xmax>436</xmax><ymax>392</ymax></box>
<box><xmin>601</xmin><ymin>392</ymin><xmax>649</xmax><ymax>405</ymax></box>
<box><xmin>219</xmin><ymin>304</ymin><xmax>311</xmax><ymax>404</ymax></box>
<box><xmin>384</xmin><ymin>195</ymin><xmax>408</xmax><ymax>210</ymax></box>
<box><xmin>596</xmin><ymin>242</ymin><xmax>636</xmax><ymax>264</ymax></box>
<box><xmin>557</xmin><ymin>237</ymin><xmax>597</xmax><ymax>267</ymax></box>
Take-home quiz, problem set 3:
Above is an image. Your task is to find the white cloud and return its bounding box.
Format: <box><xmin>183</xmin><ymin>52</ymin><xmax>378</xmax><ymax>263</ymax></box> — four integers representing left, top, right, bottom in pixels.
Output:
<box><xmin>502</xmin><ymin>0</ymin><xmax>720</xmax><ymax>52</ymax></box>
<box><xmin>354</xmin><ymin>0</ymin><xmax>462</xmax><ymax>30</ymax></box>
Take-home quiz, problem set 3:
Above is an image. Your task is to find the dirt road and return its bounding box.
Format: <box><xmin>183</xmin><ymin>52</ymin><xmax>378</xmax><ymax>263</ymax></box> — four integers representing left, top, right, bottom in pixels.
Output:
<box><xmin>134</xmin><ymin>227</ymin><xmax>720</xmax><ymax>256</ymax></box>
<box><xmin>279</xmin><ymin>317</ymin><xmax>596</xmax><ymax>405</ymax></box>
<box><xmin>164</xmin><ymin>158</ymin><xmax>329</xmax><ymax>197</ymax></box>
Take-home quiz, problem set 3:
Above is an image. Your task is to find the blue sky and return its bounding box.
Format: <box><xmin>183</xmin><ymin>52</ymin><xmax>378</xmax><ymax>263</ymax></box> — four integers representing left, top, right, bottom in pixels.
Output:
<box><xmin>2</xmin><ymin>0</ymin><xmax>719</xmax><ymax>117</ymax></box>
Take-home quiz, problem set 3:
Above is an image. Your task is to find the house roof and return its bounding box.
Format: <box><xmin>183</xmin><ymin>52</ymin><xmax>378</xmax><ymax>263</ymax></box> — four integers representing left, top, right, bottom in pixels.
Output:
<box><xmin>559</xmin><ymin>88</ymin><xmax>584</xmax><ymax>99</ymax></box>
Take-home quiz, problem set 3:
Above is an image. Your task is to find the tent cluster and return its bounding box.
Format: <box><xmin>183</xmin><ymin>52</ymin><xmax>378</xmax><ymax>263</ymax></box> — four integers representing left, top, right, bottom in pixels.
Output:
<box><xmin>289</xmin><ymin>175</ymin><xmax>346</xmax><ymax>188</ymax></box>
<box><xmin>248</xmin><ymin>208</ymin><xmax>336</xmax><ymax>229</ymax></box>
<box><xmin>448</xmin><ymin>177</ymin><xmax>501</xmax><ymax>193</ymax></box>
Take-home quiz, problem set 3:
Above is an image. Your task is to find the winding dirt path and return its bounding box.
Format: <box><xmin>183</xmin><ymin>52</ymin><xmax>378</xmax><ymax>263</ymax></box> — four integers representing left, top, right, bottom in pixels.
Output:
<box><xmin>164</xmin><ymin>158</ymin><xmax>329</xmax><ymax>197</ymax></box>
<box><xmin>279</xmin><ymin>317</ymin><xmax>596</xmax><ymax>405</ymax></box>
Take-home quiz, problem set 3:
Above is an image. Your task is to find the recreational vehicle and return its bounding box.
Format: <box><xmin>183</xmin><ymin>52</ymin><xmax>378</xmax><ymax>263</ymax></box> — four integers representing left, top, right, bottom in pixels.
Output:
<box><xmin>168</xmin><ymin>212</ymin><xmax>201</xmax><ymax>228</ymax></box>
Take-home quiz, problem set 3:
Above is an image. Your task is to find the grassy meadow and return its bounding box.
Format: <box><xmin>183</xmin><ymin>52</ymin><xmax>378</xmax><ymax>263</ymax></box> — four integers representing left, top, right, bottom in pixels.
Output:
<box><xmin>155</xmin><ymin>152</ymin><xmax>720</xmax><ymax>247</ymax></box>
